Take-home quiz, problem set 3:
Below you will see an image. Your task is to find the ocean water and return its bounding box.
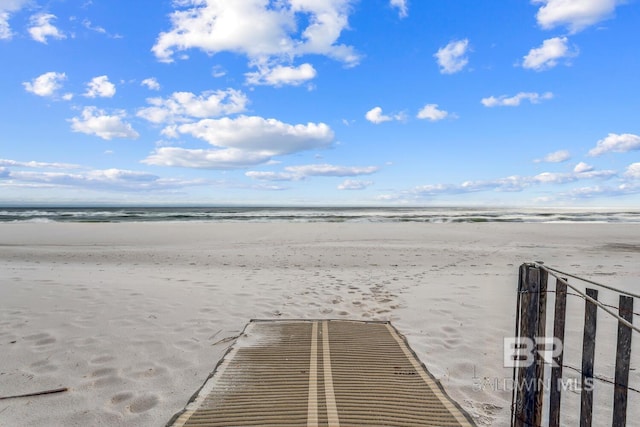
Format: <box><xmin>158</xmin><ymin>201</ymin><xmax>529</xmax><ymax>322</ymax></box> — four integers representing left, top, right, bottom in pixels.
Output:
<box><xmin>1</xmin><ymin>207</ymin><xmax>639</xmax><ymax>223</ymax></box>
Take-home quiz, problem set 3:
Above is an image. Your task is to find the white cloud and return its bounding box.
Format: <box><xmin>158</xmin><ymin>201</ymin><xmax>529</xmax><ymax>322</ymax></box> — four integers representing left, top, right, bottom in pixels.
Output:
<box><xmin>532</xmin><ymin>172</ymin><xmax>571</xmax><ymax>184</ymax></box>
<box><xmin>574</xmin><ymin>162</ymin><xmax>594</xmax><ymax>173</ymax></box>
<box><xmin>251</xmin><ymin>183</ymin><xmax>289</xmax><ymax>191</ymax></box>
<box><xmin>0</xmin><ymin>1</ymin><xmax>29</xmax><ymax>39</ymax></box>
<box><xmin>364</xmin><ymin>107</ymin><xmax>405</xmax><ymax>124</ymax></box>
<box><xmin>141</xmin><ymin>77</ymin><xmax>161</xmax><ymax>91</ymax></box>
<box><xmin>245</xmin><ymin>171</ymin><xmax>300</xmax><ymax>181</ymax></box>
<box><xmin>212</xmin><ymin>65</ymin><xmax>226</xmax><ymax>78</ymax></box>
<box><xmin>482</xmin><ymin>92</ymin><xmax>553</xmax><ymax>107</ymax></box>
<box><xmin>177</xmin><ymin>116</ymin><xmax>333</xmax><ymax>152</ymax></box>
<box><xmin>5</xmin><ymin>168</ymin><xmax>206</xmax><ymax>192</ymax></box>
<box><xmin>577</xmin><ymin>169</ymin><xmax>617</xmax><ymax>179</ymax></box>
<box><xmin>390</xmin><ymin>0</ymin><xmax>408</xmax><ymax>18</ymax></box>
<box><xmin>416</xmin><ymin>104</ymin><xmax>450</xmax><ymax>121</ymax></box>
<box><xmin>532</xmin><ymin>170</ymin><xmax>617</xmax><ymax>185</ymax></box>
<box><xmin>338</xmin><ymin>179</ymin><xmax>373</xmax><ymax>190</ymax></box>
<box><xmin>69</xmin><ymin>107</ymin><xmax>140</xmax><ymax>140</ymax></box>
<box><xmin>82</xmin><ymin>19</ymin><xmax>122</xmax><ymax>39</ymax></box>
<box><xmin>534</xmin><ymin>149</ymin><xmax>570</xmax><ymax>163</ymax></box>
<box><xmin>82</xmin><ymin>19</ymin><xmax>105</xmax><ymax>34</ymax></box>
<box><xmin>560</xmin><ymin>182</ymin><xmax>640</xmax><ymax>200</ymax></box>
<box><xmin>533</xmin><ymin>0</ymin><xmax>621</xmax><ymax>33</ymax></box>
<box><xmin>23</xmin><ymin>71</ymin><xmax>67</xmax><ymax>97</ymax></box>
<box><xmin>522</xmin><ymin>37</ymin><xmax>576</xmax><ymax>71</ymax></box>
<box><xmin>377</xmin><ymin>165</ymin><xmax>616</xmax><ymax>201</ymax></box>
<box><xmin>137</xmin><ymin>89</ymin><xmax>248</xmax><ymax>124</ymax></box>
<box><xmin>625</xmin><ymin>163</ymin><xmax>640</xmax><ymax>179</ymax></box>
<box><xmin>434</xmin><ymin>39</ymin><xmax>469</xmax><ymax>74</ymax></box>
<box><xmin>142</xmin><ymin>147</ymin><xmax>273</xmax><ymax>169</ymax></box>
<box><xmin>160</xmin><ymin>125</ymin><xmax>180</xmax><ymax>139</ymax></box>
<box><xmin>246</xmin><ymin>164</ymin><xmax>379</xmax><ymax>181</ymax></box>
<box><xmin>365</xmin><ymin>107</ymin><xmax>392</xmax><ymax>124</ymax></box>
<box><xmin>1</xmin><ymin>1</ymin><xmax>27</xmax><ymax>9</ymax></box>
<box><xmin>530</xmin><ymin>169</ymin><xmax>614</xmax><ymax>186</ymax></box>
<box><xmin>144</xmin><ymin>116</ymin><xmax>334</xmax><ymax>169</ymax></box>
<box><xmin>0</xmin><ymin>11</ymin><xmax>12</xmax><ymax>39</ymax></box>
<box><xmin>0</xmin><ymin>159</ymin><xmax>82</xmax><ymax>169</ymax></box>
<box><xmin>588</xmin><ymin>133</ymin><xmax>640</xmax><ymax>156</ymax></box>
<box><xmin>28</xmin><ymin>13</ymin><xmax>66</xmax><ymax>43</ymax></box>
<box><xmin>284</xmin><ymin>164</ymin><xmax>379</xmax><ymax>177</ymax></box>
<box><xmin>152</xmin><ymin>0</ymin><xmax>360</xmax><ymax>71</ymax></box>
<box><xmin>84</xmin><ymin>75</ymin><xmax>116</xmax><ymax>98</ymax></box>
<box><xmin>245</xmin><ymin>63</ymin><xmax>317</xmax><ymax>86</ymax></box>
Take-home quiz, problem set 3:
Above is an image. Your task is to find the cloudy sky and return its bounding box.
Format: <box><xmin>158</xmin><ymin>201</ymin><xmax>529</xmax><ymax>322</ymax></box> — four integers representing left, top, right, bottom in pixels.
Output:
<box><xmin>1</xmin><ymin>0</ymin><xmax>639</xmax><ymax>206</ymax></box>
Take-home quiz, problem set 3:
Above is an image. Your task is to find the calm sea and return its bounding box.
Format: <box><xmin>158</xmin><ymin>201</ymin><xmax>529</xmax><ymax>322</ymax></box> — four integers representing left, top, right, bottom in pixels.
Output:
<box><xmin>1</xmin><ymin>207</ymin><xmax>639</xmax><ymax>223</ymax></box>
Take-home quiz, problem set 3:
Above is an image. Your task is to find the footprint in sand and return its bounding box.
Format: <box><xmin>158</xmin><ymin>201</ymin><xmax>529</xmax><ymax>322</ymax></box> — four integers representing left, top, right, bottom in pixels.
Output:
<box><xmin>24</xmin><ymin>332</ymin><xmax>50</xmax><ymax>341</ymax></box>
<box><xmin>91</xmin><ymin>367</ymin><xmax>117</xmax><ymax>378</ymax></box>
<box><xmin>84</xmin><ymin>367</ymin><xmax>122</xmax><ymax>388</ymax></box>
<box><xmin>127</xmin><ymin>394</ymin><xmax>160</xmax><ymax>413</ymax></box>
<box><xmin>110</xmin><ymin>391</ymin><xmax>134</xmax><ymax>405</ymax></box>
<box><xmin>69</xmin><ymin>336</ymin><xmax>99</xmax><ymax>348</ymax></box>
<box><xmin>30</xmin><ymin>359</ymin><xmax>58</xmax><ymax>373</ymax></box>
<box><xmin>441</xmin><ymin>325</ymin><xmax>458</xmax><ymax>335</ymax></box>
<box><xmin>444</xmin><ymin>338</ymin><xmax>461</xmax><ymax>348</ymax></box>
<box><xmin>90</xmin><ymin>355</ymin><xmax>116</xmax><ymax>365</ymax></box>
<box><xmin>130</xmin><ymin>364</ymin><xmax>168</xmax><ymax>379</ymax></box>
<box><xmin>24</xmin><ymin>332</ymin><xmax>56</xmax><ymax>348</ymax></box>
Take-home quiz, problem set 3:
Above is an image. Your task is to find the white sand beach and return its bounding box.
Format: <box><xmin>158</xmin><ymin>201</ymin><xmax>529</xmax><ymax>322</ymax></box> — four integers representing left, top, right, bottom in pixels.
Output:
<box><xmin>1</xmin><ymin>222</ymin><xmax>639</xmax><ymax>426</ymax></box>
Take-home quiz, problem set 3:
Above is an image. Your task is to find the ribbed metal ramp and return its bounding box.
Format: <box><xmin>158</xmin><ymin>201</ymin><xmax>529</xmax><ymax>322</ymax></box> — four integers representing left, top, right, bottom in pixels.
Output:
<box><xmin>169</xmin><ymin>320</ymin><xmax>475</xmax><ymax>427</ymax></box>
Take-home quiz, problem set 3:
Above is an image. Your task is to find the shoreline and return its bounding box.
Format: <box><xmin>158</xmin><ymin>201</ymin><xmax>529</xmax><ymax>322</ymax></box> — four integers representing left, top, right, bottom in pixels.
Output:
<box><xmin>2</xmin><ymin>206</ymin><xmax>640</xmax><ymax>225</ymax></box>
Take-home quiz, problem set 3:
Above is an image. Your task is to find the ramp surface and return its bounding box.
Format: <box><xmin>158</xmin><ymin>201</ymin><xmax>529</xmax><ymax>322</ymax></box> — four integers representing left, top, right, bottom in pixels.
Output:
<box><xmin>169</xmin><ymin>320</ymin><xmax>475</xmax><ymax>427</ymax></box>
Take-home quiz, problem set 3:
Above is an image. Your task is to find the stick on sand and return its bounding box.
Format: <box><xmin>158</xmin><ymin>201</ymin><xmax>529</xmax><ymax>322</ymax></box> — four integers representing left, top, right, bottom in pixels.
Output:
<box><xmin>0</xmin><ymin>387</ymin><xmax>68</xmax><ymax>401</ymax></box>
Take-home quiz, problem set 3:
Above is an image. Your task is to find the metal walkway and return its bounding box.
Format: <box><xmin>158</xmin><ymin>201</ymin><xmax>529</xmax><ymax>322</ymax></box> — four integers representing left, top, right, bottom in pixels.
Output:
<box><xmin>169</xmin><ymin>320</ymin><xmax>475</xmax><ymax>427</ymax></box>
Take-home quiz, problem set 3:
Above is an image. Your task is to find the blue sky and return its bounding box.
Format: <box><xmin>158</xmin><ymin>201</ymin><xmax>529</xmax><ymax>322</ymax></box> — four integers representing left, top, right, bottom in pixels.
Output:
<box><xmin>1</xmin><ymin>0</ymin><xmax>639</xmax><ymax>206</ymax></box>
